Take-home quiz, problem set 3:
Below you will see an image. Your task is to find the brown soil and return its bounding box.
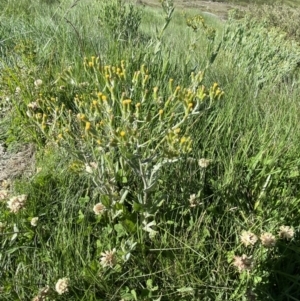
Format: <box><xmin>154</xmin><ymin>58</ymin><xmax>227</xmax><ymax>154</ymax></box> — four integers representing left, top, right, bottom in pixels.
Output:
<box><xmin>138</xmin><ymin>0</ymin><xmax>245</xmax><ymax>20</ymax></box>
<box><xmin>0</xmin><ymin>143</ymin><xmax>36</xmax><ymax>182</ymax></box>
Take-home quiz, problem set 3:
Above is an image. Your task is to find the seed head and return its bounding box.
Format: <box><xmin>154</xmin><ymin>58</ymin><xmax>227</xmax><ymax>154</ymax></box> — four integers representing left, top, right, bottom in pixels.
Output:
<box><xmin>198</xmin><ymin>158</ymin><xmax>210</xmax><ymax>168</ymax></box>
<box><xmin>34</xmin><ymin>79</ymin><xmax>43</xmax><ymax>87</ymax></box>
<box><xmin>260</xmin><ymin>232</ymin><xmax>276</xmax><ymax>248</ymax></box>
<box><xmin>93</xmin><ymin>203</ymin><xmax>106</xmax><ymax>215</ymax></box>
<box><xmin>55</xmin><ymin>278</ymin><xmax>69</xmax><ymax>295</ymax></box>
<box><xmin>31</xmin><ymin>217</ymin><xmax>39</xmax><ymax>227</ymax></box>
<box><xmin>7</xmin><ymin>195</ymin><xmax>27</xmax><ymax>213</ymax></box>
<box><xmin>233</xmin><ymin>254</ymin><xmax>253</xmax><ymax>272</ymax></box>
<box><xmin>240</xmin><ymin>231</ymin><xmax>258</xmax><ymax>247</ymax></box>
<box><xmin>189</xmin><ymin>194</ymin><xmax>199</xmax><ymax>207</ymax></box>
<box><xmin>100</xmin><ymin>248</ymin><xmax>117</xmax><ymax>268</ymax></box>
<box><xmin>278</xmin><ymin>226</ymin><xmax>294</xmax><ymax>240</ymax></box>
<box><xmin>0</xmin><ymin>190</ymin><xmax>9</xmax><ymax>200</ymax></box>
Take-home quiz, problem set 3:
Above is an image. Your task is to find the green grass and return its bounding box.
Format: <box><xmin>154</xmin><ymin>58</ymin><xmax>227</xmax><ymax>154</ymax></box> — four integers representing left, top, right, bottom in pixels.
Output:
<box><xmin>1</xmin><ymin>0</ymin><xmax>300</xmax><ymax>300</ymax></box>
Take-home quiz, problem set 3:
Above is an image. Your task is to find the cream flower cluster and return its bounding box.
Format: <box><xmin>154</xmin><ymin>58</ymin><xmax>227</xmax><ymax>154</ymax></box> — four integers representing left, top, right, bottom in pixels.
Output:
<box><xmin>31</xmin><ymin>217</ymin><xmax>39</xmax><ymax>227</ymax></box>
<box><xmin>100</xmin><ymin>248</ymin><xmax>117</xmax><ymax>268</ymax></box>
<box><xmin>278</xmin><ymin>225</ymin><xmax>295</xmax><ymax>240</ymax></box>
<box><xmin>240</xmin><ymin>225</ymin><xmax>295</xmax><ymax>248</ymax></box>
<box><xmin>7</xmin><ymin>195</ymin><xmax>27</xmax><ymax>213</ymax></box>
<box><xmin>0</xmin><ymin>189</ymin><xmax>9</xmax><ymax>200</ymax></box>
<box><xmin>55</xmin><ymin>278</ymin><xmax>69</xmax><ymax>295</ymax></box>
<box><xmin>240</xmin><ymin>231</ymin><xmax>258</xmax><ymax>247</ymax></box>
<box><xmin>93</xmin><ymin>202</ymin><xmax>106</xmax><ymax>215</ymax></box>
<box><xmin>233</xmin><ymin>226</ymin><xmax>296</xmax><ymax>272</ymax></box>
<box><xmin>233</xmin><ymin>254</ymin><xmax>253</xmax><ymax>272</ymax></box>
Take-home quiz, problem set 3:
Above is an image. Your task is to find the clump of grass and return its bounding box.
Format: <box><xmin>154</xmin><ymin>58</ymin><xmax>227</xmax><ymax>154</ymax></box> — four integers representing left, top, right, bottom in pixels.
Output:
<box><xmin>247</xmin><ymin>1</ymin><xmax>300</xmax><ymax>43</ymax></box>
<box><xmin>221</xmin><ymin>11</ymin><xmax>300</xmax><ymax>90</ymax></box>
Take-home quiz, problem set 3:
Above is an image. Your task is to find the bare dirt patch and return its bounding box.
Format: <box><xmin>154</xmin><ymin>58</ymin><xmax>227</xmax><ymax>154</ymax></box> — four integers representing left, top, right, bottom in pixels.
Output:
<box><xmin>138</xmin><ymin>0</ymin><xmax>245</xmax><ymax>20</ymax></box>
<box><xmin>0</xmin><ymin>143</ymin><xmax>36</xmax><ymax>182</ymax></box>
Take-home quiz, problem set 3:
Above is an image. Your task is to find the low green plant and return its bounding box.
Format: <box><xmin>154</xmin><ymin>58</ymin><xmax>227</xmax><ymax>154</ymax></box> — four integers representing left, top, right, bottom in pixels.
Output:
<box><xmin>16</xmin><ymin>57</ymin><xmax>223</xmax><ymax>236</ymax></box>
<box><xmin>185</xmin><ymin>14</ymin><xmax>222</xmax><ymax>71</ymax></box>
<box><xmin>98</xmin><ymin>0</ymin><xmax>142</xmax><ymax>41</ymax></box>
<box><xmin>247</xmin><ymin>2</ymin><xmax>300</xmax><ymax>43</ymax></box>
<box><xmin>222</xmin><ymin>12</ymin><xmax>300</xmax><ymax>89</ymax></box>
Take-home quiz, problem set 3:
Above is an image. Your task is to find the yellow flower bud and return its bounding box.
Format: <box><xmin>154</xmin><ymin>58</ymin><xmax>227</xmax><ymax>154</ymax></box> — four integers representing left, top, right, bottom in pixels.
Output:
<box><xmin>85</xmin><ymin>122</ymin><xmax>91</xmax><ymax>131</ymax></box>
<box><xmin>180</xmin><ymin>137</ymin><xmax>187</xmax><ymax>144</ymax></box>
<box><xmin>122</xmin><ymin>99</ymin><xmax>132</xmax><ymax>105</ymax></box>
<box><xmin>77</xmin><ymin>113</ymin><xmax>86</xmax><ymax>121</ymax></box>
<box><xmin>174</xmin><ymin>128</ymin><xmax>180</xmax><ymax>134</ymax></box>
<box><xmin>169</xmin><ymin>78</ymin><xmax>174</xmax><ymax>92</ymax></box>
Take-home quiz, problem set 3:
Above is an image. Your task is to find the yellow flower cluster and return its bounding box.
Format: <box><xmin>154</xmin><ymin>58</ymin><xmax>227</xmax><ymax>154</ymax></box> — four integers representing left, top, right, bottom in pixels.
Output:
<box><xmin>209</xmin><ymin>82</ymin><xmax>224</xmax><ymax>100</ymax></box>
<box><xmin>186</xmin><ymin>15</ymin><xmax>216</xmax><ymax>40</ymax></box>
<box><xmin>25</xmin><ymin>57</ymin><xmax>225</xmax><ymax>167</ymax></box>
<box><xmin>104</xmin><ymin>63</ymin><xmax>126</xmax><ymax>82</ymax></box>
<box><xmin>84</xmin><ymin>56</ymin><xmax>101</xmax><ymax>70</ymax></box>
<box><xmin>186</xmin><ymin>15</ymin><xmax>205</xmax><ymax>32</ymax></box>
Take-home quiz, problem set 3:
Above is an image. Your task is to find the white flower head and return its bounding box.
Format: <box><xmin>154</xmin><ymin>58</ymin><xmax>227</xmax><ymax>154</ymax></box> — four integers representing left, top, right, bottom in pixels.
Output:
<box><xmin>31</xmin><ymin>217</ymin><xmax>39</xmax><ymax>227</ymax></box>
<box><xmin>0</xmin><ymin>190</ymin><xmax>9</xmax><ymax>200</ymax></box>
<box><xmin>189</xmin><ymin>194</ymin><xmax>197</xmax><ymax>207</ymax></box>
<box><xmin>93</xmin><ymin>203</ymin><xmax>106</xmax><ymax>215</ymax></box>
<box><xmin>85</xmin><ymin>164</ymin><xmax>93</xmax><ymax>174</ymax></box>
<box><xmin>240</xmin><ymin>231</ymin><xmax>258</xmax><ymax>247</ymax></box>
<box><xmin>34</xmin><ymin>79</ymin><xmax>43</xmax><ymax>87</ymax></box>
<box><xmin>278</xmin><ymin>226</ymin><xmax>294</xmax><ymax>240</ymax></box>
<box><xmin>260</xmin><ymin>232</ymin><xmax>276</xmax><ymax>248</ymax></box>
<box><xmin>198</xmin><ymin>158</ymin><xmax>210</xmax><ymax>168</ymax></box>
<box><xmin>55</xmin><ymin>278</ymin><xmax>69</xmax><ymax>295</ymax></box>
<box><xmin>7</xmin><ymin>195</ymin><xmax>27</xmax><ymax>213</ymax></box>
<box><xmin>27</xmin><ymin>102</ymin><xmax>39</xmax><ymax>110</ymax></box>
<box><xmin>15</xmin><ymin>87</ymin><xmax>21</xmax><ymax>94</ymax></box>
<box><xmin>189</xmin><ymin>194</ymin><xmax>202</xmax><ymax>207</ymax></box>
<box><xmin>233</xmin><ymin>254</ymin><xmax>253</xmax><ymax>272</ymax></box>
<box><xmin>100</xmin><ymin>248</ymin><xmax>117</xmax><ymax>268</ymax></box>
<box><xmin>85</xmin><ymin>162</ymin><xmax>98</xmax><ymax>174</ymax></box>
